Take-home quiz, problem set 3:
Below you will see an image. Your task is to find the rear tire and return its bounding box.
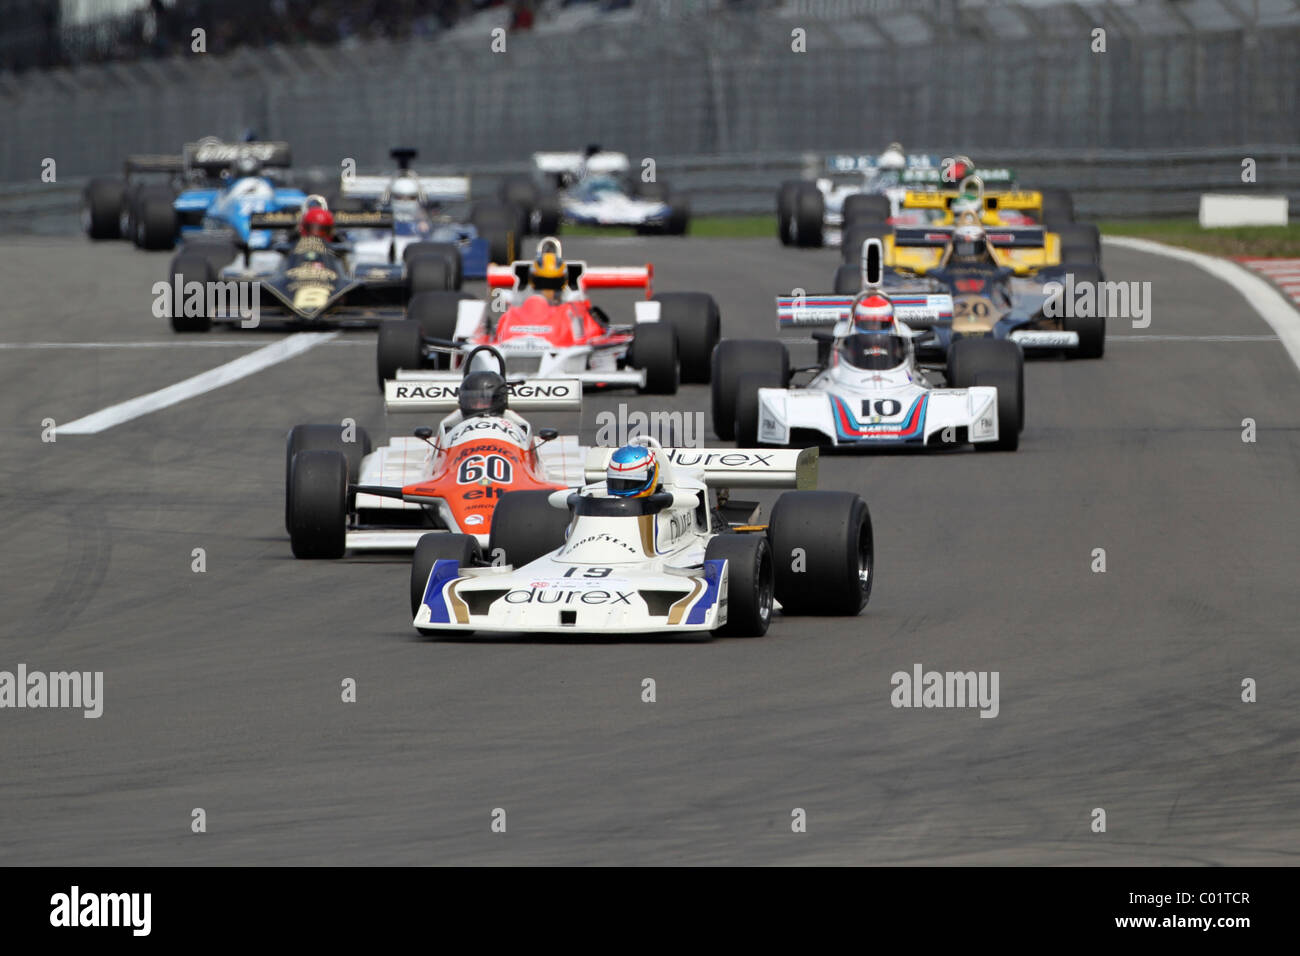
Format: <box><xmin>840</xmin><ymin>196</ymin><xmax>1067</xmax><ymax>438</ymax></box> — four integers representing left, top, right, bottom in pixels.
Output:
<box><xmin>498</xmin><ymin>176</ymin><xmax>538</xmax><ymax>230</ymax></box>
<box><xmin>1038</xmin><ymin>187</ymin><xmax>1074</xmax><ymax>223</ymax></box>
<box><xmin>791</xmin><ymin>183</ymin><xmax>824</xmax><ymax>247</ymax></box>
<box><xmin>487</xmin><ymin>490</ymin><xmax>571</xmax><ymax>569</ymax></box>
<box><xmin>777</xmin><ymin>180</ymin><xmax>801</xmax><ymax>244</ymax></box>
<box><xmin>710</xmin><ymin>339</ymin><xmax>789</xmax><ymax>440</ymax></box>
<box><xmin>654</xmin><ymin>292</ymin><xmax>719</xmax><ymax>384</ymax></box>
<box><xmin>533</xmin><ymin>193</ymin><xmax>562</xmax><ymax>235</ymax></box>
<box><xmin>138</xmin><ymin>195</ymin><xmax>177</xmax><ymax>250</ymax></box>
<box><xmin>83</xmin><ymin>177</ymin><xmax>124</xmax><ymax>240</ymax></box>
<box><xmin>376</xmin><ymin>318</ymin><xmax>425</xmax><ymax>390</ymax></box>
<box><xmin>630</xmin><ymin>320</ymin><xmax>679</xmax><ymax>395</ymax></box>
<box><xmin>767</xmin><ymin>491</ymin><xmax>873</xmax><ymax>615</ymax></box>
<box><xmin>407</xmin><ymin>255</ymin><xmax>453</xmax><ymax>295</ymax></box>
<box><xmin>471</xmin><ymin>201</ymin><xmax>516</xmax><ymax>264</ymax></box>
<box><xmin>168</xmin><ymin>252</ymin><xmax>212</xmax><ymax>333</ymax></box>
<box><xmin>841</xmin><ymin>221</ymin><xmax>891</xmax><ymax>263</ymax></box>
<box><xmin>405</xmin><ymin>241</ymin><xmax>462</xmax><ymax>290</ymax></box>
<box><xmin>842</xmin><ymin>193</ymin><xmax>890</xmax><ymax>229</ymax></box>
<box><xmin>706</xmin><ymin>534</ymin><xmax>773</xmax><ymax>637</ymax></box>
<box><xmin>288</xmin><ymin>450</ymin><xmax>348</xmax><ymax>559</ymax></box>
<box><xmin>833</xmin><ymin>262</ymin><xmax>861</xmax><ymax>295</ymax></box>
<box><xmin>1064</xmin><ymin>311</ymin><xmax>1105</xmax><ymax>360</ymax></box>
<box><xmin>411</xmin><ymin>533</ymin><xmax>482</xmax><ymax>617</ymax></box>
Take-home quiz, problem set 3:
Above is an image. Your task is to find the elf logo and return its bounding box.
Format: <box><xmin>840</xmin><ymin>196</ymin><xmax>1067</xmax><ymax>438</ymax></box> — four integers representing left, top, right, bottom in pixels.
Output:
<box><xmin>50</xmin><ymin>886</ymin><xmax>151</xmax><ymax>936</ymax></box>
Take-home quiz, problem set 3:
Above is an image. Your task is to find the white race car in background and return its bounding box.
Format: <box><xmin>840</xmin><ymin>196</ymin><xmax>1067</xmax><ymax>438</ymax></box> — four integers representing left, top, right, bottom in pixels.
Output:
<box><xmin>409</xmin><ymin>437</ymin><xmax>873</xmax><ymax>639</ymax></box>
<box><xmin>712</xmin><ymin>239</ymin><xmax>1025</xmax><ymax>452</ymax></box>
<box><xmin>497</xmin><ymin>148</ymin><xmax>690</xmax><ymax>235</ymax></box>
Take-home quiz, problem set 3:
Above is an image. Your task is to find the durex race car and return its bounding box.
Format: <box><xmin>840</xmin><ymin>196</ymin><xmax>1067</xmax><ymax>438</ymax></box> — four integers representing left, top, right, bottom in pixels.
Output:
<box><xmin>286</xmin><ymin>348</ymin><xmax>587</xmax><ymax>558</ymax></box>
<box><xmin>498</xmin><ymin>147</ymin><xmax>690</xmax><ymax>235</ymax></box>
<box><xmin>340</xmin><ymin>147</ymin><xmax>517</xmax><ymax>281</ymax></box>
<box><xmin>374</xmin><ymin>237</ymin><xmax>721</xmax><ymax>393</ymax></box>
<box><xmin>409</xmin><ymin>436</ymin><xmax>872</xmax><ymax>639</ymax></box>
<box><xmin>713</xmin><ymin>239</ymin><xmax>1025</xmax><ymax>451</ymax></box>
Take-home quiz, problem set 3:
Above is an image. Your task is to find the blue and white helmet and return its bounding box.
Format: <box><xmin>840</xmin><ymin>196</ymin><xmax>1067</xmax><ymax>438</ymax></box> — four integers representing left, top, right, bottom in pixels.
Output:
<box><xmin>606</xmin><ymin>444</ymin><xmax>660</xmax><ymax>498</ymax></box>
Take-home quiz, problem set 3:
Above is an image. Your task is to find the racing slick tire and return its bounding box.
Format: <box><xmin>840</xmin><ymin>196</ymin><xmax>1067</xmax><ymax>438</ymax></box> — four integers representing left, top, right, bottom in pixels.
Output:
<box><xmin>168</xmin><ymin>251</ymin><xmax>212</xmax><ymax>333</ymax></box>
<box><xmin>768</xmin><ymin>491</ymin><xmax>873</xmax><ymax>616</ymax></box>
<box><xmin>664</xmin><ymin>195</ymin><xmax>690</xmax><ymax>236</ymax></box>
<box><xmin>734</xmin><ymin>371</ymin><xmax>786</xmax><ymax>447</ymax></box>
<box><xmin>834</xmin><ymin>262</ymin><xmax>861</xmax><ymax>295</ymax></box>
<box><xmin>842</xmin><ymin>194</ymin><xmax>891</xmax><ymax>230</ymax></box>
<box><xmin>533</xmin><ymin>193</ymin><xmax>562</xmax><ymax>235</ymax></box>
<box><xmin>285</xmin><ymin>423</ymin><xmax>372</xmax><ymax>532</ymax></box>
<box><xmin>948</xmin><ymin>338</ymin><xmax>1023</xmax><ymax>449</ymax></box>
<box><xmin>630</xmin><ymin>320</ymin><xmax>680</xmax><ymax>395</ymax></box>
<box><xmin>407</xmin><ymin>254</ymin><xmax>454</xmax><ymax>295</ymax></box>
<box><xmin>654</xmin><ymin>292</ymin><xmax>719</xmax><ymax>384</ymax></box>
<box><xmin>376</xmin><ymin>319</ymin><xmax>426</xmax><ymax>390</ymax></box>
<box><xmin>1064</xmin><ymin>311</ymin><xmax>1105</xmax><ymax>360</ymax></box>
<box><xmin>411</xmin><ymin>533</ymin><xmax>483</xmax><ymax>625</ymax></box>
<box><xmin>498</xmin><ymin>176</ymin><xmax>538</xmax><ymax>228</ymax></box>
<box><xmin>471</xmin><ymin>201</ymin><xmax>516</xmax><ymax>264</ymax></box>
<box><xmin>137</xmin><ymin>191</ymin><xmax>178</xmax><ymax>250</ymax></box>
<box><xmin>706</xmin><ymin>534</ymin><xmax>774</xmax><ymax>637</ymax></box>
<box><xmin>634</xmin><ymin>180</ymin><xmax>670</xmax><ymax>202</ymax></box>
<box><xmin>1039</xmin><ymin>188</ymin><xmax>1074</xmax><ymax>224</ymax></box>
<box><xmin>777</xmin><ymin>180</ymin><xmax>801</xmax><ymax>244</ymax></box>
<box><xmin>791</xmin><ymin>183</ymin><xmax>825</xmax><ymax>247</ymax></box>
<box><xmin>1054</xmin><ymin>223</ymin><xmax>1101</xmax><ymax>265</ymax></box>
<box><xmin>405</xmin><ymin>241</ymin><xmax>463</xmax><ymax>290</ymax></box>
<box><xmin>83</xmin><ymin>177</ymin><xmax>124</xmax><ymax>240</ymax></box>
<box><xmin>487</xmin><ymin>490</ymin><xmax>572</xmax><ymax>570</ymax></box>
<box><xmin>288</xmin><ymin>450</ymin><xmax>349</xmax><ymax>559</ymax></box>
<box><xmin>973</xmin><ymin>369</ymin><xmax>1022</xmax><ymax>452</ymax></box>
<box><xmin>182</xmin><ymin>239</ymin><xmax>238</xmax><ymax>277</ymax></box>
<box><xmin>710</xmin><ymin>339</ymin><xmax>789</xmax><ymax>441</ymax></box>
<box><xmin>841</xmin><ymin>221</ymin><xmax>891</xmax><ymax>263</ymax></box>
<box><xmin>407</xmin><ymin>291</ymin><xmax>465</xmax><ymax>340</ymax></box>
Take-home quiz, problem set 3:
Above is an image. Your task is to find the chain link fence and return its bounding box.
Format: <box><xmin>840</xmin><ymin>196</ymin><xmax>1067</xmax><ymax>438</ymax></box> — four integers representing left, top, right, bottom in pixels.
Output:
<box><xmin>1</xmin><ymin>2</ymin><xmax>1297</xmax><ymax>210</ymax></box>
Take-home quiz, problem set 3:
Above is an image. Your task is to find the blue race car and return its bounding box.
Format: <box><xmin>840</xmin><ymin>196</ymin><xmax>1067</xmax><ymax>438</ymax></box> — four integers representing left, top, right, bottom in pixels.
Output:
<box><xmin>170</xmin><ymin>139</ymin><xmax>306</xmax><ymax>250</ymax></box>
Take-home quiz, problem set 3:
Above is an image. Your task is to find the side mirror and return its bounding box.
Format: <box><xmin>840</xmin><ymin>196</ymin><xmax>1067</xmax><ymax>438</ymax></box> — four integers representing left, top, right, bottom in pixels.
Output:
<box><xmin>537</xmin><ymin>427</ymin><xmax>558</xmax><ymax>442</ymax></box>
<box><xmin>413</xmin><ymin>426</ymin><xmax>433</xmax><ymax>440</ymax></box>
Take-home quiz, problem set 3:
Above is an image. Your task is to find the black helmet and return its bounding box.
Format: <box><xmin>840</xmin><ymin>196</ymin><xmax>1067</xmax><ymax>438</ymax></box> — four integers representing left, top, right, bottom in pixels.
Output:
<box><xmin>458</xmin><ymin>370</ymin><xmax>508</xmax><ymax>418</ymax></box>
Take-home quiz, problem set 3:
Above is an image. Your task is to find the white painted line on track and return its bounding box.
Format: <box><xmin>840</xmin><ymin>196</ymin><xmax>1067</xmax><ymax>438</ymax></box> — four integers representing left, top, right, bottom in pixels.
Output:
<box><xmin>1110</xmin><ymin>334</ymin><xmax>1280</xmax><ymax>342</ymax></box>
<box><xmin>58</xmin><ymin>332</ymin><xmax>338</xmax><ymax>435</ymax></box>
<box><xmin>0</xmin><ymin>339</ymin><xmax>370</xmax><ymax>349</ymax></box>
<box><xmin>1104</xmin><ymin>236</ymin><xmax>1300</xmax><ymax>371</ymax></box>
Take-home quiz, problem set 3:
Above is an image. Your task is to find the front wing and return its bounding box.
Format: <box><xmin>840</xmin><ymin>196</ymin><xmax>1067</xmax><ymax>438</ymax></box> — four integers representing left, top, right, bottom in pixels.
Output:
<box><xmin>756</xmin><ymin>386</ymin><xmax>1000</xmax><ymax>447</ymax></box>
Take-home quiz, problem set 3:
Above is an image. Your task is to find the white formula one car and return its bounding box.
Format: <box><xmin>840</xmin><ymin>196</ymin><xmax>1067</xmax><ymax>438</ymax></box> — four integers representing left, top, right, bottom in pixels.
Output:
<box><xmin>498</xmin><ymin>148</ymin><xmax>690</xmax><ymax>235</ymax></box>
<box><xmin>285</xmin><ymin>348</ymin><xmax>587</xmax><ymax>558</ymax></box>
<box><xmin>409</xmin><ymin>438</ymin><xmax>873</xmax><ymax>639</ymax></box>
<box><xmin>711</xmin><ymin>240</ymin><xmax>1024</xmax><ymax>451</ymax></box>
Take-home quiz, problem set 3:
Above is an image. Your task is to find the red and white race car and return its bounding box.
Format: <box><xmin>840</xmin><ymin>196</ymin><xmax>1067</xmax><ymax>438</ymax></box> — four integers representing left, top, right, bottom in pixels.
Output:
<box><xmin>375</xmin><ymin>238</ymin><xmax>720</xmax><ymax>394</ymax></box>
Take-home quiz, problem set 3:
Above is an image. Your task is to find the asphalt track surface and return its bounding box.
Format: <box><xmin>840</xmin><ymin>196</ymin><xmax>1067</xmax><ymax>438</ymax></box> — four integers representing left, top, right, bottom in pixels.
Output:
<box><xmin>0</xmin><ymin>230</ymin><xmax>1296</xmax><ymax>865</ymax></box>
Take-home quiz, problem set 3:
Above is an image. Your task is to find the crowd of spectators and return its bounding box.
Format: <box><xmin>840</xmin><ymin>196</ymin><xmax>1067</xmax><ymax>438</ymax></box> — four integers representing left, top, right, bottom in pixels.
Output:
<box><xmin>3</xmin><ymin>0</ymin><xmax>635</xmax><ymax>73</ymax></box>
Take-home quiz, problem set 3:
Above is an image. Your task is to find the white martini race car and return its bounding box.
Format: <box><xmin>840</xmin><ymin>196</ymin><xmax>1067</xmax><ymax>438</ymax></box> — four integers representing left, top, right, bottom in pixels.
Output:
<box><xmin>711</xmin><ymin>240</ymin><xmax>1024</xmax><ymax>452</ymax></box>
<box><xmin>409</xmin><ymin>438</ymin><xmax>872</xmax><ymax>639</ymax></box>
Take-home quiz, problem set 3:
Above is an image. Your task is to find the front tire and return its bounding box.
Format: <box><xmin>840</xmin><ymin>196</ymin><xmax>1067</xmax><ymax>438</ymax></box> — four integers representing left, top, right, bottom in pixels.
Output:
<box><xmin>767</xmin><ymin>491</ymin><xmax>873</xmax><ymax>616</ymax></box>
<box><xmin>168</xmin><ymin>252</ymin><xmax>212</xmax><ymax>333</ymax></box>
<box><xmin>487</xmin><ymin>490</ymin><xmax>571</xmax><ymax>569</ymax></box>
<box><xmin>288</xmin><ymin>450</ymin><xmax>348</xmax><ymax>559</ymax></box>
<box><xmin>710</xmin><ymin>339</ymin><xmax>789</xmax><ymax>441</ymax></box>
<box><xmin>411</xmin><ymin>533</ymin><xmax>482</xmax><ymax>618</ymax></box>
<box><xmin>706</xmin><ymin>534</ymin><xmax>773</xmax><ymax>637</ymax></box>
<box><xmin>285</xmin><ymin>423</ymin><xmax>371</xmax><ymax>531</ymax></box>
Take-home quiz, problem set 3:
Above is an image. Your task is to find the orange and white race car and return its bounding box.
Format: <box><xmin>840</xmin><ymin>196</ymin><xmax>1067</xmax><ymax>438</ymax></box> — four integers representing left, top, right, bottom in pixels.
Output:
<box><xmin>376</xmin><ymin>237</ymin><xmax>721</xmax><ymax>395</ymax></box>
<box><xmin>285</xmin><ymin>347</ymin><xmax>585</xmax><ymax>559</ymax></box>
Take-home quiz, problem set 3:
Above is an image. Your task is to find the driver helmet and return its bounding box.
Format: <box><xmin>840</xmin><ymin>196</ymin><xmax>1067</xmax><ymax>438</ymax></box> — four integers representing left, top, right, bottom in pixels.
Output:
<box><xmin>233</xmin><ymin>154</ymin><xmax>262</xmax><ymax>179</ymax></box>
<box><xmin>457</xmin><ymin>370</ymin><xmax>509</xmax><ymax>419</ymax></box>
<box><xmin>952</xmin><ymin>218</ymin><xmax>987</xmax><ymax>262</ymax></box>
<box><xmin>531</xmin><ymin>238</ymin><xmax>568</xmax><ymax>295</ymax></box>
<box><xmin>837</xmin><ymin>292</ymin><xmax>908</xmax><ymax>371</ymax></box>
<box><xmin>606</xmin><ymin>444</ymin><xmax>660</xmax><ymax>498</ymax></box>
<box><xmin>877</xmin><ymin>142</ymin><xmax>906</xmax><ymax>171</ymax></box>
<box><xmin>389</xmin><ymin>175</ymin><xmax>421</xmax><ymax>203</ymax></box>
<box><xmin>299</xmin><ymin>205</ymin><xmax>334</xmax><ymax>239</ymax></box>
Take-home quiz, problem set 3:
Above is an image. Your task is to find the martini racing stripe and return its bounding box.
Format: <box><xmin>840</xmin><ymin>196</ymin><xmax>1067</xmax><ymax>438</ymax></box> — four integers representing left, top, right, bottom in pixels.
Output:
<box><xmin>831</xmin><ymin>394</ymin><xmax>928</xmax><ymax>441</ymax></box>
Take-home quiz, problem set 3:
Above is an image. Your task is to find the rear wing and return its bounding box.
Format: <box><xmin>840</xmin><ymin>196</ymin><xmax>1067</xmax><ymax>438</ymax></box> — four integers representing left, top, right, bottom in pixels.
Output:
<box><xmin>901</xmin><ymin>166</ymin><xmax>1016</xmax><ymax>187</ymax></box>
<box><xmin>186</xmin><ymin>139</ymin><xmax>293</xmax><ymax>174</ymax></box>
<box><xmin>384</xmin><ymin>378</ymin><xmax>583</xmax><ymax>413</ymax></box>
<box><xmin>533</xmin><ymin>151</ymin><xmax>630</xmax><ymax>176</ymax></box>
<box><xmin>584</xmin><ymin>447</ymin><xmax>818</xmax><ymax>490</ymax></box>
<box><xmin>248</xmin><ymin>210</ymin><xmax>394</xmax><ymax>231</ymax></box>
<box><xmin>776</xmin><ymin>293</ymin><xmax>953</xmax><ymax>328</ymax></box>
<box><xmin>342</xmin><ymin>174</ymin><xmax>471</xmax><ymax>204</ymax></box>
<box><xmin>486</xmin><ymin>262</ymin><xmax>654</xmax><ymax>297</ymax></box>
<box><xmin>892</xmin><ymin>225</ymin><xmax>1046</xmax><ymax>249</ymax></box>
<box><xmin>124</xmin><ymin>153</ymin><xmax>185</xmax><ymax>175</ymax></box>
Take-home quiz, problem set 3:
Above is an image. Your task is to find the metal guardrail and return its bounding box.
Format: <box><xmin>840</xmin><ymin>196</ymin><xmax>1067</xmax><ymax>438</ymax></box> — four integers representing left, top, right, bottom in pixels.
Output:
<box><xmin>3</xmin><ymin>146</ymin><xmax>1296</xmax><ymax>232</ymax></box>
